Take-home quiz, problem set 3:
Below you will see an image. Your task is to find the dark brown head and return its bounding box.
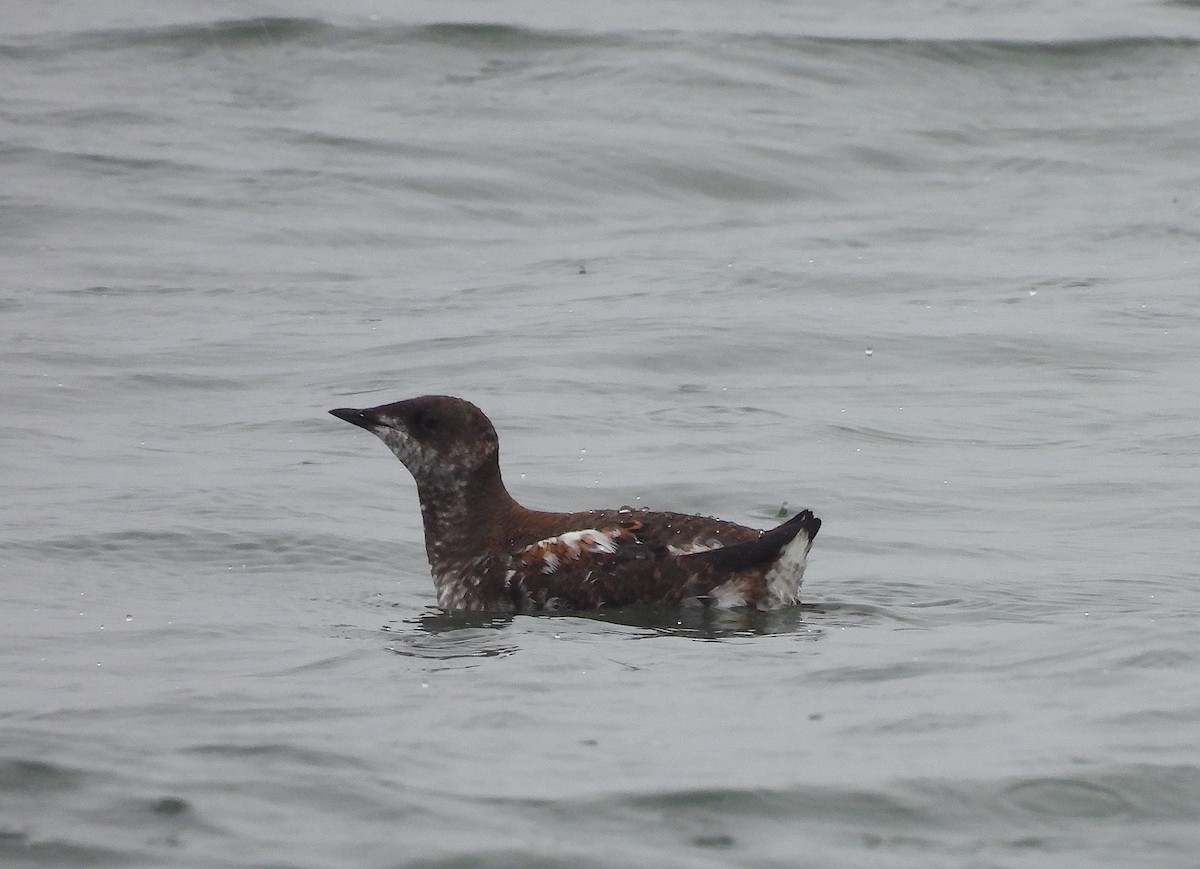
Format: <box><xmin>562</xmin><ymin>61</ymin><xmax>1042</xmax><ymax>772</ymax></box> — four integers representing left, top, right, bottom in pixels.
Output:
<box><xmin>329</xmin><ymin>395</ymin><xmax>501</xmax><ymax>490</ymax></box>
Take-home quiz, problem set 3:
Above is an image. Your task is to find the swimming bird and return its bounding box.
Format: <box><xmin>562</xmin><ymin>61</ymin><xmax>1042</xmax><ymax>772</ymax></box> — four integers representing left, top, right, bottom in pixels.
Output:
<box><xmin>329</xmin><ymin>395</ymin><xmax>820</xmax><ymax>612</ymax></box>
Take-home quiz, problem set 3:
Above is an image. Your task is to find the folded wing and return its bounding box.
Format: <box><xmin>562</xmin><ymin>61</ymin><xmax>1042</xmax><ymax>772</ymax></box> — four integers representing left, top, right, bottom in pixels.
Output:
<box><xmin>503</xmin><ymin>510</ymin><xmax>819</xmax><ymax>610</ymax></box>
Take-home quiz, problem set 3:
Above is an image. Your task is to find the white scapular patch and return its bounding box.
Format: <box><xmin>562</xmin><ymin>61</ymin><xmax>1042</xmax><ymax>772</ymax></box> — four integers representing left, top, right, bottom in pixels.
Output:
<box><xmin>522</xmin><ymin>528</ymin><xmax>622</xmax><ymax>574</ymax></box>
<box><xmin>554</xmin><ymin>529</ymin><xmax>620</xmax><ymax>555</ymax></box>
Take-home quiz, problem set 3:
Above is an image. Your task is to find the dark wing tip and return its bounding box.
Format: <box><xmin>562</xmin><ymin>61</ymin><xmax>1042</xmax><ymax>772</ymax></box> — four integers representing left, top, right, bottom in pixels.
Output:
<box><xmin>788</xmin><ymin>509</ymin><xmax>821</xmax><ymax>540</ymax></box>
<box><xmin>686</xmin><ymin>508</ymin><xmax>821</xmax><ymax>573</ymax></box>
<box><xmin>757</xmin><ymin>508</ymin><xmax>821</xmax><ymax>548</ymax></box>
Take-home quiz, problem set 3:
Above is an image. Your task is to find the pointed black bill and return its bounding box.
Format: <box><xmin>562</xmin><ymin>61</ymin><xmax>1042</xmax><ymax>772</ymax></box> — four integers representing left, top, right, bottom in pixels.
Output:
<box><xmin>329</xmin><ymin>407</ymin><xmax>374</xmax><ymax>430</ymax></box>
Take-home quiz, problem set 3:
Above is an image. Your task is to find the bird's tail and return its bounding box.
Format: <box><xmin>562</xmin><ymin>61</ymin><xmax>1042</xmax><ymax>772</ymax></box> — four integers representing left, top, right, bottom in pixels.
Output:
<box><xmin>684</xmin><ymin>509</ymin><xmax>821</xmax><ymax>573</ymax></box>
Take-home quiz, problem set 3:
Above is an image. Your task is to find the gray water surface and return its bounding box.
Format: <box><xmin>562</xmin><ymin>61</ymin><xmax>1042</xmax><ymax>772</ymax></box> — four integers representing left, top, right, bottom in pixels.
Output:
<box><xmin>4</xmin><ymin>3</ymin><xmax>1200</xmax><ymax>866</ymax></box>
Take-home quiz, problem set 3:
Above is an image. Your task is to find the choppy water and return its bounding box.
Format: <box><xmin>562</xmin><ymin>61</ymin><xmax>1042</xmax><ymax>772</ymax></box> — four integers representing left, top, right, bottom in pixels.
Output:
<box><xmin>4</xmin><ymin>3</ymin><xmax>1200</xmax><ymax>866</ymax></box>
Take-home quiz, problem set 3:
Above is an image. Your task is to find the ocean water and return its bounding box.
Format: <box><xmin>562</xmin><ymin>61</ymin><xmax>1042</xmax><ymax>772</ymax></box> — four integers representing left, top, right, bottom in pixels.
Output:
<box><xmin>4</xmin><ymin>1</ymin><xmax>1200</xmax><ymax>866</ymax></box>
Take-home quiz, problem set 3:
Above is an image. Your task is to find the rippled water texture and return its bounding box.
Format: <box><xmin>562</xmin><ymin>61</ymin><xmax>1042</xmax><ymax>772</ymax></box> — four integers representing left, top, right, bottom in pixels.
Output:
<box><xmin>4</xmin><ymin>3</ymin><xmax>1200</xmax><ymax>866</ymax></box>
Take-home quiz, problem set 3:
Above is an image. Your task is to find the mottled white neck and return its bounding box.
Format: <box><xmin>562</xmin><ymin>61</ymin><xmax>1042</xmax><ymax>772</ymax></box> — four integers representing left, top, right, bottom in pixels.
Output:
<box><xmin>412</xmin><ymin>461</ymin><xmax>517</xmax><ymax>588</ymax></box>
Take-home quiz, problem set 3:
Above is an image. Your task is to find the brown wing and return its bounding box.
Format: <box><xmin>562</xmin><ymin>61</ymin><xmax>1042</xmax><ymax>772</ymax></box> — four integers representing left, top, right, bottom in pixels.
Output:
<box><xmin>512</xmin><ymin>508</ymin><xmax>760</xmax><ymax>553</ymax></box>
<box><xmin>501</xmin><ymin>545</ymin><xmax>695</xmax><ymax>610</ymax></box>
<box><xmin>681</xmin><ymin>509</ymin><xmax>821</xmax><ymax>572</ymax></box>
<box><xmin>503</xmin><ymin>521</ymin><xmax>661</xmax><ymax>609</ymax></box>
<box><xmin>501</xmin><ymin>510</ymin><xmax>783</xmax><ymax>610</ymax></box>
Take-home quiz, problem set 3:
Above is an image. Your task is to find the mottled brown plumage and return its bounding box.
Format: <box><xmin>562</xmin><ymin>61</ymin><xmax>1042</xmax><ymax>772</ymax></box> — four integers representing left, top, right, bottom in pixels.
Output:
<box><xmin>329</xmin><ymin>395</ymin><xmax>820</xmax><ymax>612</ymax></box>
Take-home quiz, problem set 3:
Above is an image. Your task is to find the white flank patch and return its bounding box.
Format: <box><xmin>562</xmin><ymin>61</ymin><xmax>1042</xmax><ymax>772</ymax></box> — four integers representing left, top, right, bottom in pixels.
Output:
<box><xmin>540</xmin><ymin>552</ymin><xmax>561</xmax><ymax>574</ymax></box>
<box><xmin>763</xmin><ymin>529</ymin><xmax>813</xmax><ymax>608</ymax></box>
<box><xmin>707</xmin><ymin>580</ymin><xmax>747</xmax><ymax>609</ymax></box>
